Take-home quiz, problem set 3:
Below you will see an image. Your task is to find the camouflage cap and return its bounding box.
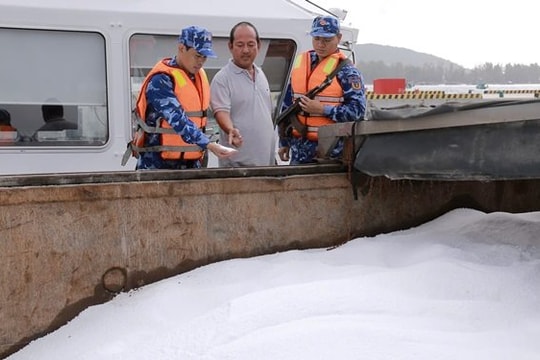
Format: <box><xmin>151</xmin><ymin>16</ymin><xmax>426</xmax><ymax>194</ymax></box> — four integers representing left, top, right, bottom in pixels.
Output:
<box><xmin>310</xmin><ymin>15</ymin><xmax>340</xmax><ymax>38</ymax></box>
<box><xmin>178</xmin><ymin>26</ymin><xmax>217</xmax><ymax>58</ymax></box>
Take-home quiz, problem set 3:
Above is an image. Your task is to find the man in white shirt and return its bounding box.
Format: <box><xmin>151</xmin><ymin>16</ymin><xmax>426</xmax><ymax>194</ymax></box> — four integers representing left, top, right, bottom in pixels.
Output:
<box><xmin>210</xmin><ymin>21</ymin><xmax>276</xmax><ymax>167</ymax></box>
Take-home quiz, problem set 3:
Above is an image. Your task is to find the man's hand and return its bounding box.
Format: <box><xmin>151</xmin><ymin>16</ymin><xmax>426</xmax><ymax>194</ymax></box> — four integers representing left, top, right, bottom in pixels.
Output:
<box><xmin>228</xmin><ymin>128</ymin><xmax>243</xmax><ymax>148</ymax></box>
<box><xmin>299</xmin><ymin>96</ymin><xmax>324</xmax><ymax>115</ymax></box>
<box><xmin>278</xmin><ymin>146</ymin><xmax>290</xmax><ymax>162</ymax></box>
<box><xmin>207</xmin><ymin>142</ymin><xmax>238</xmax><ymax>159</ymax></box>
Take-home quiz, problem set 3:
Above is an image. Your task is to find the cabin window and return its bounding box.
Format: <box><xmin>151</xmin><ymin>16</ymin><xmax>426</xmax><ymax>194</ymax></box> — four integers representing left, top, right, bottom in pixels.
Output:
<box><xmin>0</xmin><ymin>28</ymin><xmax>108</xmax><ymax>147</ymax></box>
<box><xmin>128</xmin><ymin>34</ymin><xmax>296</xmax><ymax>134</ymax></box>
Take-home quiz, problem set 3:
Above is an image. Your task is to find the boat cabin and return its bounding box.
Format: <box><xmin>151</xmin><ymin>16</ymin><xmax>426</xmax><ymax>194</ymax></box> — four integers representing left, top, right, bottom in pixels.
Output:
<box><xmin>0</xmin><ymin>0</ymin><xmax>358</xmax><ymax>175</ymax></box>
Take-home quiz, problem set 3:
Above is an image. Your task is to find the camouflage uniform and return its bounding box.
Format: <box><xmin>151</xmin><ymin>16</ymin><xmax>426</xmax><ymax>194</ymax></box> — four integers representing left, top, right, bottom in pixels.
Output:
<box><xmin>136</xmin><ymin>26</ymin><xmax>216</xmax><ymax>170</ymax></box>
<box><xmin>279</xmin><ymin>16</ymin><xmax>366</xmax><ymax>164</ymax></box>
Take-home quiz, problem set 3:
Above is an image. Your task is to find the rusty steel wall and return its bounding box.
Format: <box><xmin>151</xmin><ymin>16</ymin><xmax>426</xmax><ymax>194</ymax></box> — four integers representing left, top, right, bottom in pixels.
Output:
<box><xmin>1</xmin><ymin>173</ymin><xmax>540</xmax><ymax>358</ymax></box>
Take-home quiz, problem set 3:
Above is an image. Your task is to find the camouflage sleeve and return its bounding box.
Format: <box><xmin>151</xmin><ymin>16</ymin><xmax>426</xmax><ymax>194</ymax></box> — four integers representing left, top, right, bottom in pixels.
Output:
<box><xmin>278</xmin><ymin>82</ymin><xmax>293</xmax><ymax>147</ymax></box>
<box><xmin>326</xmin><ymin>64</ymin><xmax>367</xmax><ymax>122</ymax></box>
<box><xmin>281</xmin><ymin>82</ymin><xmax>293</xmax><ymax>112</ymax></box>
<box><xmin>146</xmin><ymin>73</ymin><xmax>210</xmax><ymax>149</ymax></box>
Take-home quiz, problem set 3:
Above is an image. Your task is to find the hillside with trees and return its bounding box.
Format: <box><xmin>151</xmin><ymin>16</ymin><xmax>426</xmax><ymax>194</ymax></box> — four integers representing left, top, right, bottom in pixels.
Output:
<box><xmin>355</xmin><ymin>43</ymin><xmax>540</xmax><ymax>85</ymax></box>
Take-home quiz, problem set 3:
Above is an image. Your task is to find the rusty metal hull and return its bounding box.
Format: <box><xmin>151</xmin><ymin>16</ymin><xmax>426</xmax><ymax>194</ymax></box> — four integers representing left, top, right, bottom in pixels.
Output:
<box><xmin>2</xmin><ymin>167</ymin><xmax>540</xmax><ymax>358</ymax></box>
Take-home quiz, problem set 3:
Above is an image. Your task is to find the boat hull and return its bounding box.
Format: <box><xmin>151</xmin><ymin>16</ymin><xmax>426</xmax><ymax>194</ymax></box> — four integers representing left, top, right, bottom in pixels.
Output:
<box><xmin>2</xmin><ymin>167</ymin><xmax>540</xmax><ymax>357</ymax></box>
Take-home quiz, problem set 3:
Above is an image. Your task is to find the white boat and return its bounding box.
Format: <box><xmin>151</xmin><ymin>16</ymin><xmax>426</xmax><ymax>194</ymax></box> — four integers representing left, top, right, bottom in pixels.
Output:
<box><xmin>0</xmin><ymin>0</ymin><xmax>358</xmax><ymax>175</ymax></box>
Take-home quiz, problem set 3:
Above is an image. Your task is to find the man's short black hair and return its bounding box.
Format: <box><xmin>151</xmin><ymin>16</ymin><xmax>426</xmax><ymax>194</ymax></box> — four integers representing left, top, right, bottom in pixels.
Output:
<box><xmin>0</xmin><ymin>108</ymin><xmax>11</xmax><ymax>125</ymax></box>
<box><xmin>229</xmin><ymin>21</ymin><xmax>260</xmax><ymax>44</ymax></box>
<box><xmin>42</xmin><ymin>104</ymin><xmax>64</xmax><ymax>122</ymax></box>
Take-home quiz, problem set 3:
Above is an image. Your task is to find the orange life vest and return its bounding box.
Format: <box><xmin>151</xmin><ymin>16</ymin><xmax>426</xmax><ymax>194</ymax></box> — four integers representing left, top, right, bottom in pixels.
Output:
<box><xmin>0</xmin><ymin>124</ymin><xmax>17</xmax><ymax>143</ymax></box>
<box><xmin>133</xmin><ymin>58</ymin><xmax>210</xmax><ymax>161</ymax></box>
<box><xmin>0</xmin><ymin>125</ymin><xmax>16</xmax><ymax>132</ymax></box>
<box><xmin>290</xmin><ymin>51</ymin><xmax>346</xmax><ymax>141</ymax></box>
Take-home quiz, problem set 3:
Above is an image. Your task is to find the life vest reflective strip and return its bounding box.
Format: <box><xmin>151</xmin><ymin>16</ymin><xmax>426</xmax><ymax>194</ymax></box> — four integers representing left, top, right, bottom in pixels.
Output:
<box><xmin>313</xmin><ymin>95</ymin><xmax>344</xmax><ymax>102</ymax></box>
<box><xmin>0</xmin><ymin>125</ymin><xmax>18</xmax><ymax>143</ymax></box>
<box><xmin>290</xmin><ymin>52</ymin><xmax>345</xmax><ymax>141</ymax></box>
<box><xmin>133</xmin><ymin>58</ymin><xmax>209</xmax><ymax>161</ymax></box>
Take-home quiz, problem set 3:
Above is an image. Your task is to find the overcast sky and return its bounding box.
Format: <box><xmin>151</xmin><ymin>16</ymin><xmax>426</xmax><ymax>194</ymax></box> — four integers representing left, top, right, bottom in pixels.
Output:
<box><xmin>314</xmin><ymin>0</ymin><xmax>538</xmax><ymax>68</ymax></box>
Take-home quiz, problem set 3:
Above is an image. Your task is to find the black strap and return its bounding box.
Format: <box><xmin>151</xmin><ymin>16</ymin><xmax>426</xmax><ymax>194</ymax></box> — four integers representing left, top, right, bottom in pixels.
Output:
<box><xmin>314</xmin><ymin>58</ymin><xmax>351</xmax><ymax>96</ymax></box>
